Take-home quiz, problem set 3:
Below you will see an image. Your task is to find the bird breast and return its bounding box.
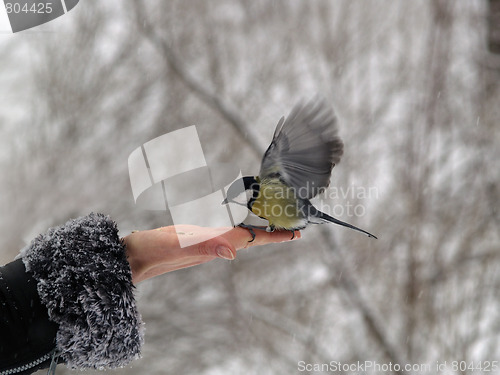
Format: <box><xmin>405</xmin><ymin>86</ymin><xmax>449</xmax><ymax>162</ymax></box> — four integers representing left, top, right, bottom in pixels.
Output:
<box><xmin>250</xmin><ymin>178</ymin><xmax>307</xmax><ymax>229</ymax></box>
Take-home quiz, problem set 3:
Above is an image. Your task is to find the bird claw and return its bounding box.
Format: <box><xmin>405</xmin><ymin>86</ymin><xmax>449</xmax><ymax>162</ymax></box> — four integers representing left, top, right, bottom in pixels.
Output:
<box><xmin>237</xmin><ymin>224</ymin><xmax>257</xmax><ymax>243</ymax></box>
<box><xmin>237</xmin><ymin>223</ymin><xmax>268</xmax><ymax>243</ymax></box>
<box><xmin>247</xmin><ymin>227</ymin><xmax>256</xmax><ymax>242</ymax></box>
<box><xmin>237</xmin><ymin>224</ymin><xmax>296</xmax><ymax>242</ymax></box>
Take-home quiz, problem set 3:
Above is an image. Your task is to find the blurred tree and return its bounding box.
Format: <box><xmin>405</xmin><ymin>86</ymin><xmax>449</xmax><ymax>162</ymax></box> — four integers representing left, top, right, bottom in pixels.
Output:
<box><xmin>488</xmin><ymin>0</ymin><xmax>500</xmax><ymax>53</ymax></box>
<box><xmin>0</xmin><ymin>1</ymin><xmax>497</xmax><ymax>374</ymax></box>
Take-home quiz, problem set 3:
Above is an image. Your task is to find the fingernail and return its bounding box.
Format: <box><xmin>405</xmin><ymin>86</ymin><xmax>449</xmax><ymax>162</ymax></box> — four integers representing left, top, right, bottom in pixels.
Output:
<box><xmin>216</xmin><ymin>246</ymin><xmax>235</xmax><ymax>260</ymax></box>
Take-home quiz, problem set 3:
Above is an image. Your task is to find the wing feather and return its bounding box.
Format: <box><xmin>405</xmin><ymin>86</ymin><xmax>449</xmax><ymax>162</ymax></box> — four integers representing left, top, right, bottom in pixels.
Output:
<box><xmin>259</xmin><ymin>98</ymin><xmax>344</xmax><ymax>199</ymax></box>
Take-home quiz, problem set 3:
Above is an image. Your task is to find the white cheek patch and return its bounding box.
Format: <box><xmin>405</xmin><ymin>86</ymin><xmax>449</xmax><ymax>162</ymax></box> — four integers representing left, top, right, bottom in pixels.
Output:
<box><xmin>231</xmin><ymin>190</ymin><xmax>248</xmax><ymax>205</ymax></box>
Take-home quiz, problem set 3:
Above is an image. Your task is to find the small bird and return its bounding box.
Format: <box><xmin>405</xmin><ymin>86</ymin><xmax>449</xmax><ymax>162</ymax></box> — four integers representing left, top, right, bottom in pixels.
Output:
<box><xmin>222</xmin><ymin>98</ymin><xmax>377</xmax><ymax>240</ymax></box>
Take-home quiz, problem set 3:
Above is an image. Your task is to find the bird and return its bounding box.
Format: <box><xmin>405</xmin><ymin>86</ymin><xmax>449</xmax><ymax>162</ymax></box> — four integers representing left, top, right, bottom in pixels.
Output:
<box><xmin>222</xmin><ymin>98</ymin><xmax>377</xmax><ymax>241</ymax></box>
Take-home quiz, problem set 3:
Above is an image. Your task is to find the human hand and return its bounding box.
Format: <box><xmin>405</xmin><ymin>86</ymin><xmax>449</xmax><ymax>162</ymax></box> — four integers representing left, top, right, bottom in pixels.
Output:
<box><xmin>123</xmin><ymin>225</ymin><xmax>301</xmax><ymax>284</ymax></box>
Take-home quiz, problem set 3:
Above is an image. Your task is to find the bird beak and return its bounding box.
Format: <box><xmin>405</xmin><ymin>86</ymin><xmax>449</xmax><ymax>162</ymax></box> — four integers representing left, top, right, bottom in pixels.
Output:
<box><xmin>221</xmin><ymin>198</ymin><xmax>228</xmax><ymax>205</ymax></box>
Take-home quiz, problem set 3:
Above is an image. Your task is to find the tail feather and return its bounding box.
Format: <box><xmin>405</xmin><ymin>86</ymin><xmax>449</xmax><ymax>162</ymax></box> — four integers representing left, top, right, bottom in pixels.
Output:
<box><xmin>309</xmin><ymin>205</ymin><xmax>377</xmax><ymax>239</ymax></box>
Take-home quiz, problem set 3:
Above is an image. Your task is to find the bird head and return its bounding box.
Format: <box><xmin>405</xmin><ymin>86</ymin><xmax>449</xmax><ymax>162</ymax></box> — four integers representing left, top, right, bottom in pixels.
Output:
<box><xmin>222</xmin><ymin>176</ymin><xmax>259</xmax><ymax>207</ymax></box>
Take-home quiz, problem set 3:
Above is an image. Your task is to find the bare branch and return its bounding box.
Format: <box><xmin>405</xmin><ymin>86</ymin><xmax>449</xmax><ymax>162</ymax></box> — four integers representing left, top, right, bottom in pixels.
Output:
<box><xmin>131</xmin><ymin>2</ymin><xmax>264</xmax><ymax>158</ymax></box>
<box><xmin>239</xmin><ymin>299</ymin><xmax>335</xmax><ymax>365</ymax></box>
<box><xmin>321</xmin><ymin>227</ymin><xmax>409</xmax><ymax>375</ymax></box>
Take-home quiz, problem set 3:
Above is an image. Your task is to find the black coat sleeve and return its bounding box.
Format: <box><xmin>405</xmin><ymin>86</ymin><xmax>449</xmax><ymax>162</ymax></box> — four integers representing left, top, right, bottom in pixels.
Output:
<box><xmin>0</xmin><ymin>213</ymin><xmax>144</xmax><ymax>374</ymax></box>
<box><xmin>0</xmin><ymin>259</ymin><xmax>58</xmax><ymax>375</ymax></box>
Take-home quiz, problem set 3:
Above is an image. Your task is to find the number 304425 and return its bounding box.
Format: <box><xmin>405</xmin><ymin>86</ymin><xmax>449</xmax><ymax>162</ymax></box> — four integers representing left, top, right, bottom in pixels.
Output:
<box><xmin>5</xmin><ymin>2</ymin><xmax>53</xmax><ymax>14</ymax></box>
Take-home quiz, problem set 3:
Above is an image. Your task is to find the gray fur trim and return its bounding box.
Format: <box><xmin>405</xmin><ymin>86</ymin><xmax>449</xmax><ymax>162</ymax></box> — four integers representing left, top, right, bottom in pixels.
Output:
<box><xmin>21</xmin><ymin>213</ymin><xmax>144</xmax><ymax>369</ymax></box>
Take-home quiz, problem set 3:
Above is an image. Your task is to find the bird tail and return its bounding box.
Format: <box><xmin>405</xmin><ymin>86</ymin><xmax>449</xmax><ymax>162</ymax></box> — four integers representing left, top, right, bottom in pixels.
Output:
<box><xmin>309</xmin><ymin>205</ymin><xmax>377</xmax><ymax>239</ymax></box>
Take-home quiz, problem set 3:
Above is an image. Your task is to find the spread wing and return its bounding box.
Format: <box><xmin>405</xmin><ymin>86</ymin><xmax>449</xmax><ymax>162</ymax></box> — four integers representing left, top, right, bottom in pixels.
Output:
<box><xmin>259</xmin><ymin>98</ymin><xmax>344</xmax><ymax>199</ymax></box>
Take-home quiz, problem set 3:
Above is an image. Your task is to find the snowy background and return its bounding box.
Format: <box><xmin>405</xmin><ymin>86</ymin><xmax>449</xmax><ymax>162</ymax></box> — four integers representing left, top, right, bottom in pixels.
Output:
<box><xmin>0</xmin><ymin>1</ymin><xmax>499</xmax><ymax>374</ymax></box>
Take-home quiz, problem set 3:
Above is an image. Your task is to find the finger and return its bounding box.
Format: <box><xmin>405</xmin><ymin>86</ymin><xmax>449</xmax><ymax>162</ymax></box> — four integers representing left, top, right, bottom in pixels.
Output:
<box><xmin>176</xmin><ymin>233</ymin><xmax>236</xmax><ymax>261</ymax></box>
<box><xmin>222</xmin><ymin>227</ymin><xmax>301</xmax><ymax>250</ymax></box>
<box><xmin>195</xmin><ymin>236</ymin><xmax>236</xmax><ymax>260</ymax></box>
<box><xmin>154</xmin><ymin>225</ymin><xmax>297</xmax><ymax>259</ymax></box>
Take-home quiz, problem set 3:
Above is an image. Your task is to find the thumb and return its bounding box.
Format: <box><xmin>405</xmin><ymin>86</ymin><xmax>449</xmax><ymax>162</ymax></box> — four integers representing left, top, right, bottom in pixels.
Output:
<box><xmin>195</xmin><ymin>237</ymin><xmax>236</xmax><ymax>260</ymax></box>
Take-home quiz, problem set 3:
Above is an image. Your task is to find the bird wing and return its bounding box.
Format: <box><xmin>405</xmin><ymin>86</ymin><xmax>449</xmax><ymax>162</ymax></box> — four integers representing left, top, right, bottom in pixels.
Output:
<box><xmin>259</xmin><ymin>98</ymin><xmax>344</xmax><ymax>199</ymax></box>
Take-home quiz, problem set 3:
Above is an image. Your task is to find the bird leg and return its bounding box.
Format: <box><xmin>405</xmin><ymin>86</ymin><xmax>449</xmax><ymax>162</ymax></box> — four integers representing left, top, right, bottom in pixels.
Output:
<box><xmin>265</xmin><ymin>224</ymin><xmax>275</xmax><ymax>233</ymax></box>
<box><xmin>237</xmin><ymin>223</ymin><xmax>268</xmax><ymax>243</ymax></box>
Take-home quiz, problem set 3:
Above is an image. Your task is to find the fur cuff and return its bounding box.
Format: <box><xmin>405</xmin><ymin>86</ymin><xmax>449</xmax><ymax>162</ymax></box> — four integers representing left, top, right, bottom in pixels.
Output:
<box><xmin>21</xmin><ymin>213</ymin><xmax>144</xmax><ymax>369</ymax></box>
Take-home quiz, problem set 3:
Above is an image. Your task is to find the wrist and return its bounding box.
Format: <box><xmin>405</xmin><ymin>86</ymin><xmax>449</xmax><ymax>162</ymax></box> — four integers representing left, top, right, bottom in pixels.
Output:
<box><xmin>122</xmin><ymin>232</ymin><xmax>148</xmax><ymax>284</ymax></box>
